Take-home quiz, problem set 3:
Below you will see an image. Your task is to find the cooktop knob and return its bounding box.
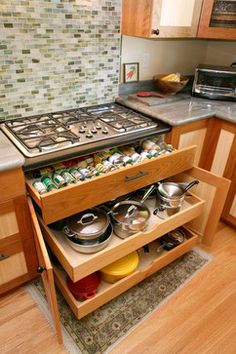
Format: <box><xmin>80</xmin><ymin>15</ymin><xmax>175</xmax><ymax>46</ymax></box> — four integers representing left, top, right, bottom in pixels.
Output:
<box><xmin>86</xmin><ymin>130</ymin><xmax>93</xmax><ymax>138</ymax></box>
<box><xmin>91</xmin><ymin>126</ymin><xmax>97</xmax><ymax>134</ymax></box>
<box><xmin>102</xmin><ymin>127</ymin><xmax>108</xmax><ymax>134</ymax></box>
<box><xmin>95</xmin><ymin>122</ymin><xmax>102</xmax><ymax>129</ymax></box>
<box><xmin>79</xmin><ymin>125</ymin><xmax>86</xmax><ymax>133</ymax></box>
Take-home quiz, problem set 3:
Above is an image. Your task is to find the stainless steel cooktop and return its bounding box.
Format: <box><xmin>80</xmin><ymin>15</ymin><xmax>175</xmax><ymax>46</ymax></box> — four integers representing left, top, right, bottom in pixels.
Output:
<box><xmin>2</xmin><ymin>103</ymin><xmax>161</xmax><ymax>157</ymax></box>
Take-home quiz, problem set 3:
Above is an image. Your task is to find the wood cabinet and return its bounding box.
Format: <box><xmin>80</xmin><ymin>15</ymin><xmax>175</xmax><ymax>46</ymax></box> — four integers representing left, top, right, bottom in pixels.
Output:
<box><xmin>26</xmin><ymin>144</ymin><xmax>230</xmax><ymax>343</ymax></box>
<box><xmin>165</xmin><ymin>118</ymin><xmax>236</xmax><ymax>228</ymax></box>
<box><xmin>198</xmin><ymin>0</ymin><xmax>236</xmax><ymax>40</ymax></box>
<box><xmin>122</xmin><ymin>0</ymin><xmax>203</xmax><ymax>38</ymax></box>
<box><xmin>0</xmin><ymin>168</ymin><xmax>38</xmax><ymax>295</ymax></box>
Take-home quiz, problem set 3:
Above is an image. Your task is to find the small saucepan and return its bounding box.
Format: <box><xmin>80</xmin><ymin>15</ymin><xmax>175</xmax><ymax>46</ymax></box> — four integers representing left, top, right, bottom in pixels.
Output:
<box><xmin>144</xmin><ymin>180</ymin><xmax>199</xmax><ymax>217</ymax></box>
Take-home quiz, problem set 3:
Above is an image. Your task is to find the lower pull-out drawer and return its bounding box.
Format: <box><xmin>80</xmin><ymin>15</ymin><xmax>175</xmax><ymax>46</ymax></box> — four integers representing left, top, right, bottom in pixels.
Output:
<box><xmin>39</xmin><ymin>193</ymin><xmax>204</xmax><ymax>282</ymax></box>
<box><xmin>54</xmin><ymin>227</ymin><xmax>198</xmax><ymax>319</ymax></box>
<box><xmin>26</xmin><ymin>146</ymin><xmax>196</xmax><ymax>224</ymax></box>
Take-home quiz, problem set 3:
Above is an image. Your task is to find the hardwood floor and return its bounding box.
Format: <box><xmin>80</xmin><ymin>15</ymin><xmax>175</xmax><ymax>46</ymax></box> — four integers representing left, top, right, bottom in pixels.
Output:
<box><xmin>0</xmin><ymin>222</ymin><xmax>235</xmax><ymax>354</ymax></box>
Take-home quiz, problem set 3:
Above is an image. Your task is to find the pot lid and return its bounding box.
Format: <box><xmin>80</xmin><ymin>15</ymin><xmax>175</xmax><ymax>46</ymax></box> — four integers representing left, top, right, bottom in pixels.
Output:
<box><xmin>65</xmin><ymin>208</ymin><xmax>108</xmax><ymax>238</ymax></box>
<box><xmin>112</xmin><ymin>201</ymin><xmax>150</xmax><ymax>224</ymax></box>
<box><xmin>100</xmin><ymin>251</ymin><xmax>139</xmax><ymax>276</ymax></box>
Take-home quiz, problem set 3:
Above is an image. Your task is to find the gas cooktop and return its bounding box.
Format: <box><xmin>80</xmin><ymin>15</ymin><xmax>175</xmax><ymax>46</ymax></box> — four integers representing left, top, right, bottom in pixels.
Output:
<box><xmin>1</xmin><ymin>103</ymin><xmax>170</xmax><ymax>159</ymax></box>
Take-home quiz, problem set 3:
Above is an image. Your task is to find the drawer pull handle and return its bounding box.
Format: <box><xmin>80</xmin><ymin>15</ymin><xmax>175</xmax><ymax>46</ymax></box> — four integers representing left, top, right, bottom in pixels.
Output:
<box><xmin>125</xmin><ymin>171</ymin><xmax>148</xmax><ymax>182</ymax></box>
<box><xmin>0</xmin><ymin>254</ymin><xmax>10</xmax><ymax>261</ymax></box>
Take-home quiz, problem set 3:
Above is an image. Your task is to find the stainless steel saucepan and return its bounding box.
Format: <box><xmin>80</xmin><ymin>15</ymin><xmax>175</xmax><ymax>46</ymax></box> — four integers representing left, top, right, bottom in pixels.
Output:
<box><xmin>143</xmin><ymin>180</ymin><xmax>199</xmax><ymax>217</ymax></box>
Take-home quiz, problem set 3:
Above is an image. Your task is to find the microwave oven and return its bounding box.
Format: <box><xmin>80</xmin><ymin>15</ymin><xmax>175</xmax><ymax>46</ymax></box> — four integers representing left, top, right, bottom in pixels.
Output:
<box><xmin>192</xmin><ymin>64</ymin><xmax>236</xmax><ymax>101</ymax></box>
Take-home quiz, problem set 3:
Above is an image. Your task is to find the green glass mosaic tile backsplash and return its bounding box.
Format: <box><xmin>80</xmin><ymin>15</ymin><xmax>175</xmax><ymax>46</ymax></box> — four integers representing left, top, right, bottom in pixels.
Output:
<box><xmin>0</xmin><ymin>0</ymin><xmax>121</xmax><ymax>120</ymax></box>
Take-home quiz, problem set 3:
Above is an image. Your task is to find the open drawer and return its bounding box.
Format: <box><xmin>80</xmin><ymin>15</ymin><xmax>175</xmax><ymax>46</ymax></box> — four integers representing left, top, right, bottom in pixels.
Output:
<box><xmin>26</xmin><ymin>145</ymin><xmax>196</xmax><ymax>224</ymax></box>
<box><xmin>53</xmin><ymin>227</ymin><xmax>198</xmax><ymax>319</ymax></box>
<box><xmin>38</xmin><ymin>193</ymin><xmax>204</xmax><ymax>282</ymax></box>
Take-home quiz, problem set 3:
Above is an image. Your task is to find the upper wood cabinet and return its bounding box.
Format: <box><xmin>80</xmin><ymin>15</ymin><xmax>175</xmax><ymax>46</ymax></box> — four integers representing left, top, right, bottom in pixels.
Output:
<box><xmin>198</xmin><ymin>0</ymin><xmax>236</xmax><ymax>40</ymax></box>
<box><xmin>122</xmin><ymin>0</ymin><xmax>204</xmax><ymax>38</ymax></box>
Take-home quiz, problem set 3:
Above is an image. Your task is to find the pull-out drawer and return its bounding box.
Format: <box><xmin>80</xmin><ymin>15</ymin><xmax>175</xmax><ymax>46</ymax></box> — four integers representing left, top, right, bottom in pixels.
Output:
<box><xmin>53</xmin><ymin>227</ymin><xmax>198</xmax><ymax>319</ymax></box>
<box><xmin>38</xmin><ymin>193</ymin><xmax>204</xmax><ymax>282</ymax></box>
<box><xmin>26</xmin><ymin>146</ymin><xmax>196</xmax><ymax>224</ymax></box>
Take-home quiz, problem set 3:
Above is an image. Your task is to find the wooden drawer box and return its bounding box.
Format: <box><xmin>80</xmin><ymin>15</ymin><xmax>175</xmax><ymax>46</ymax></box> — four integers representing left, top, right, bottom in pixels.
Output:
<box><xmin>26</xmin><ymin>146</ymin><xmax>196</xmax><ymax>225</ymax></box>
<box><xmin>54</xmin><ymin>227</ymin><xmax>198</xmax><ymax>319</ymax></box>
<box><xmin>39</xmin><ymin>193</ymin><xmax>204</xmax><ymax>282</ymax></box>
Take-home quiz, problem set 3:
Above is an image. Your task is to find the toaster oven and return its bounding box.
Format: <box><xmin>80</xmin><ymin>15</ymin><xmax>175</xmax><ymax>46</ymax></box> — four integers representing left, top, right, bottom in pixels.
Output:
<box><xmin>192</xmin><ymin>64</ymin><xmax>236</xmax><ymax>101</ymax></box>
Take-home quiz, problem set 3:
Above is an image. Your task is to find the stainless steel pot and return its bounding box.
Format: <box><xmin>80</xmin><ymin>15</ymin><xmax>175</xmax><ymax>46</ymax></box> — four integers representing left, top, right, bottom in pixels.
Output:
<box><xmin>66</xmin><ymin>223</ymin><xmax>113</xmax><ymax>254</ymax></box>
<box><xmin>63</xmin><ymin>207</ymin><xmax>110</xmax><ymax>242</ymax></box>
<box><xmin>144</xmin><ymin>180</ymin><xmax>199</xmax><ymax>217</ymax></box>
<box><xmin>110</xmin><ymin>200</ymin><xmax>150</xmax><ymax>239</ymax></box>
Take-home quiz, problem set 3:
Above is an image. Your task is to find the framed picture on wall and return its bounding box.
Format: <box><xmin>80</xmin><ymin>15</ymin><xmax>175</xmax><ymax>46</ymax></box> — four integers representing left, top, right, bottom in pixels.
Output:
<box><xmin>123</xmin><ymin>62</ymin><xmax>139</xmax><ymax>83</ymax></box>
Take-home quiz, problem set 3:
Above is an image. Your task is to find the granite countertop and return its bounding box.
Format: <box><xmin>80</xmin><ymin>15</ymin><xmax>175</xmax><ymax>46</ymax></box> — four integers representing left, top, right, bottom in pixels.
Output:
<box><xmin>116</xmin><ymin>95</ymin><xmax>236</xmax><ymax>126</ymax></box>
<box><xmin>0</xmin><ymin>131</ymin><xmax>25</xmax><ymax>172</ymax></box>
<box><xmin>0</xmin><ymin>94</ymin><xmax>235</xmax><ymax>173</ymax></box>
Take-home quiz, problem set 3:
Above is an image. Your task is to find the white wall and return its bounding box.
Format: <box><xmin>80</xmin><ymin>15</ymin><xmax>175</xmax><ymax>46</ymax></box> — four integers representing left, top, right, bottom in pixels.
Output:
<box><xmin>121</xmin><ymin>35</ymin><xmax>236</xmax><ymax>82</ymax></box>
<box><xmin>205</xmin><ymin>41</ymin><xmax>236</xmax><ymax>66</ymax></box>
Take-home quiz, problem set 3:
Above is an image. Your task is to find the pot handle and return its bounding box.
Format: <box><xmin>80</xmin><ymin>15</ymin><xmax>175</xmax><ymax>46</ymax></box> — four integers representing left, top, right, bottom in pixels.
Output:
<box><xmin>63</xmin><ymin>226</ymin><xmax>75</xmax><ymax>238</ymax></box>
<box><xmin>77</xmin><ymin>213</ymin><xmax>98</xmax><ymax>225</ymax></box>
<box><xmin>83</xmin><ymin>290</ymin><xmax>97</xmax><ymax>299</ymax></box>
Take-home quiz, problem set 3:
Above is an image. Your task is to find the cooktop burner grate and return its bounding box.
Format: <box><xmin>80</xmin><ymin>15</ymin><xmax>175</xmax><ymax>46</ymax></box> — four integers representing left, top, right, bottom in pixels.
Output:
<box><xmin>1</xmin><ymin>103</ymin><xmax>164</xmax><ymax>157</ymax></box>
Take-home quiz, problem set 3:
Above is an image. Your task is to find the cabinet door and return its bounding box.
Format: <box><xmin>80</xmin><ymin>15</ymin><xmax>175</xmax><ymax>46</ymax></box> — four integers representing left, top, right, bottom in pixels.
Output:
<box><xmin>173</xmin><ymin>166</ymin><xmax>231</xmax><ymax>246</ymax></box>
<box><xmin>151</xmin><ymin>0</ymin><xmax>203</xmax><ymax>37</ymax></box>
<box><xmin>0</xmin><ymin>196</ymin><xmax>34</xmax><ymax>247</ymax></box>
<box><xmin>122</xmin><ymin>0</ymin><xmax>203</xmax><ymax>38</ymax></box>
<box><xmin>199</xmin><ymin>119</ymin><xmax>236</xmax><ymax>227</ymax></box>
<box><xmin>198</xmin><ymin>0</ymin><xmax>236</xmax><ymax>39</ymax></box>
<box><xmin>28</xmin><ymin>198</ymin><xmax>62</xmax><ymax>345</ymax></box>
<box><xmin>165</xmin><ymin>120</ymin><xmax>209</xmax><ymax>166</ymax></box>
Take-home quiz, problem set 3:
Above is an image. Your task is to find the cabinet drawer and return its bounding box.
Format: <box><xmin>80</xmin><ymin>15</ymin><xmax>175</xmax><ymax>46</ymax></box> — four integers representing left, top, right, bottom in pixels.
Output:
<box><xmin>39</xmin><ymin>193</ymin><xmax>204</xmax><ymax>282</ymax></box>
<box><xmin>26</xmin><ymin>146</ymin><xmax>196</xmax><ymax>224</ymax></box>
<box><xmin>54</xmin><ymin>227</ymin><xmax>198</xmax><ymax>319</ymax></box>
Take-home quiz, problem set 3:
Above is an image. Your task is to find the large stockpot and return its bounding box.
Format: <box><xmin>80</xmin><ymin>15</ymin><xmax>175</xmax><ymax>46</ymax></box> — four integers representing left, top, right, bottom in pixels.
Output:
<box><xmin>109</xmin><ymin>200</ymin><xmax>150</xmax><ymax>239</ymax></box>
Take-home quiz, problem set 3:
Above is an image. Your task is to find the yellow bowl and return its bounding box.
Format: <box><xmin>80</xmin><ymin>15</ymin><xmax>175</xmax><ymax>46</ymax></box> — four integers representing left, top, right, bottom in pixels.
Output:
<box><xmin>153</xmin><ymin>74</ymin><xmax>189</xmax><ymax>95</ymax></box>
<box><xmin>100</xmin><ymin>251</ymin><xmax>139</xmax><ymax>283</ymax></box>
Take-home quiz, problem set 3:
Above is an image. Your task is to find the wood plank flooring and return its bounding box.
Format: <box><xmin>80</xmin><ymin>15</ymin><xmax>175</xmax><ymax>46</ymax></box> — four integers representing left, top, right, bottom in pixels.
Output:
<box><xmin>0</xmin><ymin>222</ymin><xmax>235</xmax><ymax>354</ymax></box>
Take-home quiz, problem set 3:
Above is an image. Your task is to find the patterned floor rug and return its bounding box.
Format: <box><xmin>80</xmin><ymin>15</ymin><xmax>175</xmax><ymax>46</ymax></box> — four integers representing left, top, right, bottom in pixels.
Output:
<box><xmin>26</xmin><ymin>248</ymin><xmax>212</xmax><ymax>354</ymax></box>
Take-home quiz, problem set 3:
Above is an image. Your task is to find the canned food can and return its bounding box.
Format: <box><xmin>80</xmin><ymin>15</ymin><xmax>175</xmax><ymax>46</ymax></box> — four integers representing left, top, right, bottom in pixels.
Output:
<box><xmin>33</xmin><ymin>180</ymin><xmax>47</xmax><ymax>194</ymax></box>
<box><xmin>109</xmin><ymin>153</ymin><xmax>124</xmax><ymax>165</ymax></box>
<box><xmin>103</xmin><ymin>160</ymin><xmax>117</xmax><ymax>171</ymax></box>
<box><xmin>95</xmin><ymin>163</ymin><xmax>107</xmax><ymax>174</ymax></box>
<box><xmin>68</xmin><ymin>167</ymin><xmax>82</xmax><ymax>181</ymax></box>
<box><xmin>130</xmin><ymin>152</ymin><xmax>141</xmax><ymax>162</ymax></box>
<box><xmin>60</xmin><ymin>169</ymin><xmax>75</xmax><ymax>184</ymax></box>
<box><xmin>41</xmin><ymin>176</ymin><xmax>57</xmax><ymax>192</ymax></box>
<box><xmin>79</xmin><ymin>168</ymin><xmax>92</xmax><ymax>179</ymax></box>
<box><xmin>148</xmin><ymin>149</ymin><xmax>159</xmax><ymax>157</ymax></box>
<box><xmin>122</xmin><ymin>155</ymin><xmax>133</xmax><ymax>165</ymax></box>
<box><xmin>52</xmin><ymin>172</ymin><xmax>66</xmax><ymax>188</ymax></box>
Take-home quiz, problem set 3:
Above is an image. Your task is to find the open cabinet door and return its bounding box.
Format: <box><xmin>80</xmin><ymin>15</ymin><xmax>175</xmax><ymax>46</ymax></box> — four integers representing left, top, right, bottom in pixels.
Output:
<box><xmin>172</xmin><ymin>167</ymin><xmax>231</xmax><ymax>246</ymax></box>
<box><xmin>27</xmin><ymin>197</ymin><xmax>63</xmax><ymax>344</ymax></box>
